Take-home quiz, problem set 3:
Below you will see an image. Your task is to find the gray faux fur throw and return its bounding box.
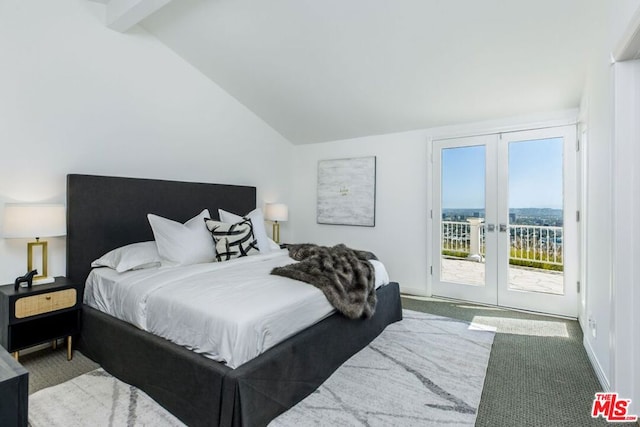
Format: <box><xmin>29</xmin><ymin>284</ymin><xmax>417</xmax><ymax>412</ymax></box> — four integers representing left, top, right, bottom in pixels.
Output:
<box><xmin>271</xmin><ymin>243</ymin><xmax>378</xmax><ymax>319</ymax></box>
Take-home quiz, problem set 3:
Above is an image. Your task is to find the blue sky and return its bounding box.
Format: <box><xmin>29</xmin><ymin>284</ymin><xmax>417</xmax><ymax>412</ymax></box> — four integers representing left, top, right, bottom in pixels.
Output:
<box><xmin>442</xmin><ymin>138</ymin><xmax>563</xmax><ymax>209</ymax></box>
<box><xmin>442</xmin><ymin>145</ymin><xmax>486</xmax><ymax>209</ymax></box>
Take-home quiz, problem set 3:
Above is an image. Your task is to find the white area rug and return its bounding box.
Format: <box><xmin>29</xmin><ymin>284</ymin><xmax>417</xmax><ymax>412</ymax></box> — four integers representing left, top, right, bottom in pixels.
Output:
<box><xmin>270</xmin><ymin>310</ymin><xmax>495</xmax><ymax>426</ymax></box>
<box><xmin>29</xmin><ymin>367</ymin><xmax>183</xmax><ymax>427</ymax></box>
<box><xmin>29</xmin><ymin>310</ymin><xmax>495</xmax><ymax>427</ymax></box>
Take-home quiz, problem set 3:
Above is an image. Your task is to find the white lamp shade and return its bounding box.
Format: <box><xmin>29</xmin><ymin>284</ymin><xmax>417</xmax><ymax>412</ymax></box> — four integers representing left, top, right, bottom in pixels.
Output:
<box><xmin>2</xmin><ymin>204</ymin><xmax>67</xmax><ymax>238</ymax></box>
<box><xmin>264</xmin><ymin>203</ymin><xmax>288</xmax><ymax>222</ymax></box>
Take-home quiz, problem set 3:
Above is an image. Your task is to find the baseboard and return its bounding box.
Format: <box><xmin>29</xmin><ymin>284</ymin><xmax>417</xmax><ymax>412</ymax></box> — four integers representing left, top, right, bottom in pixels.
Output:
<box><xmin>401</xmin><ymin>294</ymin><xmax>446</xmax><ymax>302</ymax></box>
<box><xmin>399</xmin><ymin>286</ymin><xmax>428</xmax><ymax>297</ymax></box>
<box><xmin>578</xmin><ymin>315</ymin><xmax>588</xmax><ymax>333</ymax></box>
<box><xmin>583</xmin><ymin>336</ymin><xmax>610</xmax><ymax>392</ymax></box>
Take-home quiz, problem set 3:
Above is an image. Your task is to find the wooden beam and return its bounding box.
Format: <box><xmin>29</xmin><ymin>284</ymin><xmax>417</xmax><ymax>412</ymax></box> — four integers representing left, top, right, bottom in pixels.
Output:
<box><xmin>614</xmin><ymin>4</ymin><xmax>640</xmax><ymax>61</ymax></box>
<box><xmin>106</xmin><ymin>0</ymin><xmax>173</xmax><ymax>33</ymax></box>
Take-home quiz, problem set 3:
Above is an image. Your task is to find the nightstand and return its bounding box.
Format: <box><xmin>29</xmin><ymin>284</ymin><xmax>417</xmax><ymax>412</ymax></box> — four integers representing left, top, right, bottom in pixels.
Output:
<box><xmin>0</xmin><ymin>277</ymin><xmax>81</xmax><ymax>362</ymax></box>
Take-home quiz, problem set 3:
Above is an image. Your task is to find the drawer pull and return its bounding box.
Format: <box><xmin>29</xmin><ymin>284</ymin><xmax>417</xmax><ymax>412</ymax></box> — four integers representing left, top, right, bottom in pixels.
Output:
<box><xmin>45</xmin><ymin>296</ymin><xmax>52</xmax><ymax>300</ymax></box>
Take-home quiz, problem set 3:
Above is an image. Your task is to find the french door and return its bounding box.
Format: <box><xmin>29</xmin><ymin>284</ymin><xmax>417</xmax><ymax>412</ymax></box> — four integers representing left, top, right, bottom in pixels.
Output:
<box><xmin>431</xmin><ymin>126</ymin><xmax>577</xmax><ymax>317</ymax></box>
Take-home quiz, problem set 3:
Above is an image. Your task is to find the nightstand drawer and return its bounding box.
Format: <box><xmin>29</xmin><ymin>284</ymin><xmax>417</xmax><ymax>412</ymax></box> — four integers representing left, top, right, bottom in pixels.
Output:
<box><xmin>15</xmin><ymin>289</ymin><xmax>76</xmax><ymax>319</ymax></box>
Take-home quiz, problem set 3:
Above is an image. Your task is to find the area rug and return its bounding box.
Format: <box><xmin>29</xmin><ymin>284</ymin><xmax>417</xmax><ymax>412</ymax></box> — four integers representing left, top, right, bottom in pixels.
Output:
<box><xmin>28</xmin><ymin>368</ymin><xmax>183</xmax><ymax>427</ymax></box>
<box><xmin>29</xmin><ymin>310</ymin><xmax>495</xmax><ymax>427</ymax></box>
<box><xmin>270</xmin><ymin>310</ymin><xmax>495</xmax><ymax>426</ymax></box>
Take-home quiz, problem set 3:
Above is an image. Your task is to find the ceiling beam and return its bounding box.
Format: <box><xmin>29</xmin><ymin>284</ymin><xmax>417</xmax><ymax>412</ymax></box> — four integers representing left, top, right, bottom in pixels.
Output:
<box><xmin>614</xmin><ymin>5</ymin><xmax>640</xmax><ymax>61</ymax></box>
<box><xmin>106</xmin><ymin>0</ymin><xmax>173</xmax><ymax>33</ymax></box>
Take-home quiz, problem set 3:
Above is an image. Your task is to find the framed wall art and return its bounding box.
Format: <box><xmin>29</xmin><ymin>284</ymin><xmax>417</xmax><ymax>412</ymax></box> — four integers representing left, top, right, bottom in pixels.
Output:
<box><xmin>317</xmin><ymin>156</ymin><xmax>376</xmax><ymax>227</ymax></box>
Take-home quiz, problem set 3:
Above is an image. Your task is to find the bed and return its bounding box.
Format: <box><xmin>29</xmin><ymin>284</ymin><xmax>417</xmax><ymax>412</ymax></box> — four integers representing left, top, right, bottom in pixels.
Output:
<box><xmin>66</xmin><ymin>174</ymin><xmax>403</xmax><ymax>427</ymax></box>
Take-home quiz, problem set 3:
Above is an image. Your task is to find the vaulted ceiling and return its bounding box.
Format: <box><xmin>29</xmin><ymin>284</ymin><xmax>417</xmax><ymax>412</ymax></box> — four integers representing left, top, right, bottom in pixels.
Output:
<box><xmin>124</xmin><ymin>0</ymin><xmax>598</xmax><ymax>144</ymax></box>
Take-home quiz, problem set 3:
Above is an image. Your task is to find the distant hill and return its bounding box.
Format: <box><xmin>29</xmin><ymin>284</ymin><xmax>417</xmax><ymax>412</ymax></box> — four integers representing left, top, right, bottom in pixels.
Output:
<box><xmin>443</xmin><ymin>208</ymin><xmax>561</xmax><ymax>216</ymax></box>
<box><xmin>442</xmin><ymin>208</ymin><xmax>563</xmax><ymax>225</ymax></box>
<box><xmin>510</xmin><ymin>208</ymin><xmax>562</xmax><ymax>218</ymax></box>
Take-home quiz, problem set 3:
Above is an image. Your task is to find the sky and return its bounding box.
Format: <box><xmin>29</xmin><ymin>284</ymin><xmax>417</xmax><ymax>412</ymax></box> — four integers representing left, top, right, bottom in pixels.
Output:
<box><xmin>441</xmin><ymin>137</ymin><xmax>563</xmax><ymax>210</ymax></box>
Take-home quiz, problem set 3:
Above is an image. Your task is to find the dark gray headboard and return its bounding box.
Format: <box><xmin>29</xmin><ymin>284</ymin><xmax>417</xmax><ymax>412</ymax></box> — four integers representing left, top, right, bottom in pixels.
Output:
<box><xmin>66</xmin><ymin>174</ymin><xmax>256</xmax><ymax>286</ymax></box>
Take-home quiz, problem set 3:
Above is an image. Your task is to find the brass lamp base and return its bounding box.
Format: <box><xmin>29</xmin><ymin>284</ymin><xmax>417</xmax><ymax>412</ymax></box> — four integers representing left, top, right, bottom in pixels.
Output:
<box><xmin>272</xmin><ymin>222</ymin><xmax>280</xmax><ymax>244</ymax></box>
<box><xmin>27</xmin><ymin>238</ymin><xmax>49</xmax><ymax>281</ymax></box>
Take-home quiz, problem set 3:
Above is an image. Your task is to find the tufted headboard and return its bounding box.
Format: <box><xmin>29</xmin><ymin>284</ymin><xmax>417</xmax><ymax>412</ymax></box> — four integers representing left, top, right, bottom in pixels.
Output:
<box><xmin>66</xmin><ymin>174</ymin><xmax>256</xmax><ymax>286</ymax></box>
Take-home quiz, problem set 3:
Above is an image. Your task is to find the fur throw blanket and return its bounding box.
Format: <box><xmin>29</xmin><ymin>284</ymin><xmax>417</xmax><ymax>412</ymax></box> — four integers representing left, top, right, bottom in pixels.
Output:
<box><xmin>271</xmin><ymin>243</ymin><xmax>378</xmax><ymax>319</ymax></box>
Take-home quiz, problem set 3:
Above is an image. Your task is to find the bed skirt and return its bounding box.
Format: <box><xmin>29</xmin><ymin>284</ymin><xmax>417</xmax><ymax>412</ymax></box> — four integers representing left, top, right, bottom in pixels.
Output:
<box><xmin>77</xmin><ymin>282</ymin><xmax>402</xmax><ymax>427</ymax></box>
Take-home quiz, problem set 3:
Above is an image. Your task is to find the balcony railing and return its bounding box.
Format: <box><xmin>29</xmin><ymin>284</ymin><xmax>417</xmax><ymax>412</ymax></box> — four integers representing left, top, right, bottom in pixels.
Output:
<box><xmin>441</xmin><ymin>220</ymin><xmax>563</xmax><ymax>269</ymax></box>
<box><xmin>509</xmin><ymin>224</ymin><xmax>563</xmax><ymax>266</ymax></box>
<box><xmin>442</xmin><ymin>221</ymin><xmax>486</xmax><ymax>254</ymax></box>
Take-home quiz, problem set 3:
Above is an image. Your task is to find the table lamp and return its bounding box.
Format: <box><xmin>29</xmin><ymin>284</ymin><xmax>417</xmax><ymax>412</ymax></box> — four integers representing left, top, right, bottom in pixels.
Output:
<box><xmin>264</xmin><ymin>203</ymin><xmax>288</xmax><ymax>244</ymax></box>
<box><xmin>2</xmin><ymin>204</ymin><xmax>66</xmax><ymax>285</ymax></box>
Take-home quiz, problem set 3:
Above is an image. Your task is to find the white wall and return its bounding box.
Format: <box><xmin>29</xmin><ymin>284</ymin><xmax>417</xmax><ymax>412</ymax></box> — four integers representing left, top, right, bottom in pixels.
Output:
<box><xmin>291</xmin><ymin>130</ymin><xmax>429</xmax><ymax>295</ymax></box>
<box><xmin>612</xmin><ymin>59</ymin><xmax>640</xmax><ymax>416</ymax></box>
<box><xmin>579</xmin><ymin>0</ymin><xmax>640</xmax><ymax>395</ymax></box>
<box><xmin>610</xmin><ymin>0</ymin><xmax>640</xmax><ymax>413</ymax></box>
<box><xmin>0</xmin><ymin>0</ymin><xmax>293</xmax><ymax>284</ymax></box>
<box><xmin>578</xmin><ymin>15</ymin><xmax>614</xmax><ymax>388</ymax></box>
<box><xmin>290</xmin><ymin>111</ymin><xmax>577</xmax><ymax>296</ymax></box>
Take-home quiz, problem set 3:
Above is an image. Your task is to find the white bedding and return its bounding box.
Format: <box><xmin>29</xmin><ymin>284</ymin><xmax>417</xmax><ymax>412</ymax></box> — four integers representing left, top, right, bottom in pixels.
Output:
<box><xmin>84</xmin><ymin>250</ymin><xmax>390</xmax><ymax>368</ymax></box>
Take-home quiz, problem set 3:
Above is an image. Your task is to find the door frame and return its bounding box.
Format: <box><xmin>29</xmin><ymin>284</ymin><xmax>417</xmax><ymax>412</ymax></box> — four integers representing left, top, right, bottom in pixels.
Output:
<box><xmin>431</xmin><ymin>134</ymin><xmax>498</xmax><ymax>305</ymax></box>
<box><xmin>426</xmin><ymin>116</ymin><xmax>580</xmax><ymax>317</ymax></box>
<box><xmin>496</xmin><ymin>126</ymin><xmax>578</xmax><ymax>317</ymax></box>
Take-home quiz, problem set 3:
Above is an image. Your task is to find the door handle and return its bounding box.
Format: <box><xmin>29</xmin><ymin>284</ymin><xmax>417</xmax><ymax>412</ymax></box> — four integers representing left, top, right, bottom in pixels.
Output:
<box><xmin>499</xmin><ymin>224</ymin><xmax>508</xmax><ymax>232</ymax></box>
<box><xmin>487</xmin><ymin>224</ymin><xmax>495</xmax><ymax>232</ymax></box>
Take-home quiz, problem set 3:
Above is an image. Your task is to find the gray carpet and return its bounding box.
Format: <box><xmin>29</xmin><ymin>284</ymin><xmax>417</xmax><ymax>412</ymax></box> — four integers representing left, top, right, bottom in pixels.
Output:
<box><xmin>402</xmin><ymin>296</ymin><xmax>609</xmax><ymax>427</ymax></box>
<box><xmin>19</xmin><ymin>346</ymin><xmax>99</xmax><ymax>394</ymax></box>
<box><xmin>28</xmin><ymin>310</ymin><xmax>494</xmax><ymax>427</ymax></box>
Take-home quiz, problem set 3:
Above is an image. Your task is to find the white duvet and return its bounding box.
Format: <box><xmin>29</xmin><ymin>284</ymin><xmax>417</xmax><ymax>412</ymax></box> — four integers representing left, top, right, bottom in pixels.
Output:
<box><xmin>84</xmin><ymin>250</ymin><xmax>389</xmax><ymax>368</ymax></box>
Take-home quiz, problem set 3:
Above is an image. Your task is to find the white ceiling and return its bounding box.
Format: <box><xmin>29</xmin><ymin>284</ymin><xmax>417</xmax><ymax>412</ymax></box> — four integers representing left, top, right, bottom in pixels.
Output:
<box><xmin>140</xmin><ymin>0</ymin><xmax>599</xmax><ymax>144</ymax></box>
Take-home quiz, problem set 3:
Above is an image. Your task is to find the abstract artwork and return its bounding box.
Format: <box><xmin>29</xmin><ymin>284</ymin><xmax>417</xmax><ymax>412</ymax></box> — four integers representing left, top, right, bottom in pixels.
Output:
<box><xmin>317</xmin><ymin>156</ymin><xmax>376</xmax><ymax>226</ymax></box>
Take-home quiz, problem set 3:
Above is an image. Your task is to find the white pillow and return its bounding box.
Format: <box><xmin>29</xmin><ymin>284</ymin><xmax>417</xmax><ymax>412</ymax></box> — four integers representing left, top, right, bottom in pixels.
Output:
<box><xmin>205</xmin><ymin>219</ymin><xmax>259</xmax><ymax>261</ymax></box>
<box><xmin>147</xmin><ymin>209</ymin><xmax>216</xmax><ymax>266</ymax></box>
<box><xmin>218</xmin><ymin>208</ymin><xmax>271</xmax><ymax>253</ymax></box>
<box><xmin>91</xmin><ymin>241</ymin><xmax>161</xmax><ymax>273</ymax></box>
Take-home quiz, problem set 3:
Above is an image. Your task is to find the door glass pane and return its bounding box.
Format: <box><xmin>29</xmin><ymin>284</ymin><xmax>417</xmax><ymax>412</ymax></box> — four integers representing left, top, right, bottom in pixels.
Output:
<box><xmin>441</xmin><ymin>145</ymin><xmax>485</xmax><ymax>286</ymax></box>
<box><xmin>507</xmin><ymin>138</ymin><xmax>564</xmax><ymax>295</ymax></box>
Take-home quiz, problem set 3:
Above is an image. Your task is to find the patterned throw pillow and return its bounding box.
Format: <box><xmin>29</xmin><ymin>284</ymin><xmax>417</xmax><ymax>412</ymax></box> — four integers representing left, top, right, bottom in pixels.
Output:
<box><xmin>205</xmin><ymin>219</ymin><xmax>259</xmax><ymax>261</ymax></box>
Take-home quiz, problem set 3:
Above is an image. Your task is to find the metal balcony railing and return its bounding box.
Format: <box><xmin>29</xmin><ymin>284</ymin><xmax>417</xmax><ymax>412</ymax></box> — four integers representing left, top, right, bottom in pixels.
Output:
<box><xmin>441</xmin><ymin>220</ymin><xmax>563</xmax><ymax>267</ymax></box>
